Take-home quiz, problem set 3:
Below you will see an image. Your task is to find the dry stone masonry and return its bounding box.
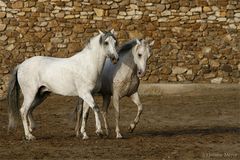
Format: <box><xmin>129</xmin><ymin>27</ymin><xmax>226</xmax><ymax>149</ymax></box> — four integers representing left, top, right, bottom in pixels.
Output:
<box><xmin>0</xmin><ymin>0</ymin><xmax>240</xmax><ymax>99</ymax></box>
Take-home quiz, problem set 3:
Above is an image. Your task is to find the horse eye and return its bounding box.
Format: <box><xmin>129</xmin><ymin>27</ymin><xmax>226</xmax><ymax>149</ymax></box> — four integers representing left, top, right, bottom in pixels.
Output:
<box><xmin>104</xmin><ymin>41</ymin><xmax>109</xmax><ymax>45</ymax></box>
<box><xmin>138</xmin><ymin>54</ymin><xmax>142</xmax><ymax>58</ymax></box>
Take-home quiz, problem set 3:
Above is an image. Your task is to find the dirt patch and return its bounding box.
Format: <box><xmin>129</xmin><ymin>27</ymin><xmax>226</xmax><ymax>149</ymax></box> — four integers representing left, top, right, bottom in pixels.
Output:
<box><xmin>0</xmin><ymin>89</ymin><xmax>239</xmax><ymax>160</ymax></box>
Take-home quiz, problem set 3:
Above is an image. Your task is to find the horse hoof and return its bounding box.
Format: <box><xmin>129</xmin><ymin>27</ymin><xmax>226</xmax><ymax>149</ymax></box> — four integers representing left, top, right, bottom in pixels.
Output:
<box><xmin>82</xmin><ymin>135</ymin><xmax>89</xmax><ymax>140</ymax></box>
<box><xmin>96</xmin><ymin>130</ymin><xmax>104</xmax><ymax>138</ymax></box>
<box><xmin>28</xmin><ymin>126</ymin><xmax>36</xmax><ymax>133</ymax></box>
<box><xmin>26</xmin><ymin>134</ymin><xmax>36</xmax><ymax>140</ymax></box>
<box><xmin>128</xmin><ymin>127</ymin><xmax>133</xmax><ymax>133</ymax></box>
<box><xmin>128</xmin><ymin>124</ymin><xmax>135</xmax><ymax>133</ymax></box>
<box><xmin>105</xmin><ymin>130</ymin><xmax>109</xmax><ymax>137</ymax></box>
<box><xmin>76</xmin><ymin>130</ymin><xmax>82</xmax><ymax>138</ymax></box>
<box><xmin>116</xmin><ymin>133</ymin><xmax>123</xmax><ymax>139</ymax></box>
<box><xmin>76</xmin><ymin>133</ymin><xmax>80</xmax><ymax>138</ymax></box>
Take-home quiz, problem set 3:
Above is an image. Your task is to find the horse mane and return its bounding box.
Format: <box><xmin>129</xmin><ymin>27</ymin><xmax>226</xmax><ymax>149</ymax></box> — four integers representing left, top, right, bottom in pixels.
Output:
<box><xmin>84</xmin><ymin>31</ymin><xmax>118</xmax><ymax>50</ymax></box>
<box><xmin>99</xmin><ymin>31</ymin><xmax>118</xmax><ymax>46</ymax></box>
<box><xmin>118</xmin><ymin>39</ymin><xmax>141</xmax><ymax>54</ymax></box>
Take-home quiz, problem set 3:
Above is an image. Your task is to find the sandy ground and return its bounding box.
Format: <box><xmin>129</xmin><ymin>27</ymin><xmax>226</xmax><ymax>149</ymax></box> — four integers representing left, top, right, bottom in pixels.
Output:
<box><xmin>0</xmin><ymin>88</ymin><xmax>239</xmax><ymax>160</ymax></box>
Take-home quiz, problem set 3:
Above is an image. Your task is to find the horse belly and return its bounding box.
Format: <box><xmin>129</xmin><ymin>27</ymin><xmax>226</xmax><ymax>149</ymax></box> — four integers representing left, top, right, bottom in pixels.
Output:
<box><xmin>47</xmin><ymin>82</ymin><xmax>77</xmax><ymax>96</ymax></box>
<box><xmin>41</xmin><ymin>70</ymin><xmax>78</xmax><ymax>96</ymax></box>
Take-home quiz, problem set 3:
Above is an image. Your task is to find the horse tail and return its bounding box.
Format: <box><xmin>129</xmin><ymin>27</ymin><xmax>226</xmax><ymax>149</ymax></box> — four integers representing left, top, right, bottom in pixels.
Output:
<box><xmin>7</xmin><ymin>66</ymin><xmax>20</xmax><ymax>132</ymax></box>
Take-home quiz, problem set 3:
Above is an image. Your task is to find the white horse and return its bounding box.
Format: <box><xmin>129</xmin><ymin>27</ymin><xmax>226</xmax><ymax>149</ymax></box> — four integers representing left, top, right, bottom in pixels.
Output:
<box><xmin>8</xmin><ymin>30</ymin><xmax>119</xmax><ymax>140</ymax></box>
<box><xmin>74</xmin><ymin>39</ymin><xmax>154</xmax><ymax>139</ymax></box>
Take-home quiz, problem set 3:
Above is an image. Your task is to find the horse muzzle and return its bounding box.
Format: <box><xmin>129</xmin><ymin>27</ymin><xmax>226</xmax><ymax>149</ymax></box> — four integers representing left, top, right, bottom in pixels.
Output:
<box><xmin>137</xmin><ymin>70</ymin><xmax>145</xmax><ymax>78</ymax></box>
<box><xmin>111</xmin><ymin>56</ymin><xmax>119</xmax><ymax>64</ymax></box>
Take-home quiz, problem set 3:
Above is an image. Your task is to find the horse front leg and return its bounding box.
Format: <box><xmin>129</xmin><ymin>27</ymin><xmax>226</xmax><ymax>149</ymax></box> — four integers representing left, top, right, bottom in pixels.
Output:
<box><xmin>80</xmin><ymin>101</ymin><xmax>90</xmax><ymax>140</ymax></box>
<box><xmin>80</xmin><ymin>92</ymin><xmax>103</xmax><ymax>139</ymax></box>
<box><xmin>128</xmin><ymin>92</ymin><xmax>143</xmax><ymax>133</ymax></box>
<box><xmin>75</xmin><ymin>98</ymin><xmax>83</xmax><ymax>137</ymax></box>
<box><xmin>112</xmin><ymin>94</ymin><xmax>122</xmax><ymax>139</ymax></box>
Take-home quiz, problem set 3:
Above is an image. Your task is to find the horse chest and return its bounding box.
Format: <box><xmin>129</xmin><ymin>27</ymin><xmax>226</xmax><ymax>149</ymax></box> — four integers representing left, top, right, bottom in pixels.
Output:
<box><xmin>114</xmin><ymin>77</ymin><xmax>139</xmax><ymax>97</ymax></box>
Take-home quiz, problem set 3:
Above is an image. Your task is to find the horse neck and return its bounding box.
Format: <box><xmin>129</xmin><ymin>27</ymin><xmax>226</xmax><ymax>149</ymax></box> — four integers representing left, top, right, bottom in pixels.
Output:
<box><xmin>73</xmin><ymin>35</ymin><xmax>107</xmax><ymax>74</ymax></box>
<box><xmin>120</xmin><ymin>50</ymin><xmax>137</xmax><ymax>75</ymax></box>
<box><xmin>93</xmin><ymin>47</ymin><xmax>107</xmax><ymax>75</ymax></box>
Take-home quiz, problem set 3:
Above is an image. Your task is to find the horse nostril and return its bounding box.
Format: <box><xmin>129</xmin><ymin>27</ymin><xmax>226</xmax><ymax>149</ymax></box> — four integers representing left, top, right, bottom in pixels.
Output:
<box><xmin>111</xmin><ymin>57</ymin><xmax>118</xmax><ymax>64</ymax></box>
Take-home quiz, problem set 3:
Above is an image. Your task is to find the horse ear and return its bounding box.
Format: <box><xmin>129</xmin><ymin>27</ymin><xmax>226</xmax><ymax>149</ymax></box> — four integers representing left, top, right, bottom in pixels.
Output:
<box><xmin>148</xmin><ymin>41</ymin><xmax>154</xmax><ymax>58</ymax></box>
<box><xmin>98</xmin><ymin>30</ymin><xmax>104</xmax><ymax>35</ymax></box>
<box><xmin>110</xmin><ymin>29</ymin><xmax>115</xmax><ymax>34</ymax></box>
<box><xmin>133</xmin><ymin>43</ymin><xmax>140</xmax><ymax>53</ymax></box>
<box><xmin>110</xmin><ymin>29</ymin><xmax>117</xmax><ymax>36</ymax></box>
<box><xmin>149</xmin><ymin>40</ymin><xmax>155</xmax><ymax>46</ymax></box>
<box><xmin>148</xmin><ymin>52</ymin><xmax>152</xmax><ymax>58</ymax></box>
<box><xmin>136</xmin><ymin>39</ymin><xmax>141</xmax><ymax>45</ymax></box>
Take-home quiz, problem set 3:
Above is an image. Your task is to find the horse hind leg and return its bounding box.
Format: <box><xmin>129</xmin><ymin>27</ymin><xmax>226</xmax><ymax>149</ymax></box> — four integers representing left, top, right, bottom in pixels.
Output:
<box><xmin>28</xmin><ymin>87</ymin><xmax>50</xmax><ymax>132</ymax></box>
<box><xmin>20</xmin><ymin>94</ymin><xmax>37</xmax><ymax>140</ymax></box>
<box><xmin>75</xmin><ymin>98</ymin><xmax>83</xmax><ymax>137</ymax></box>
<box><xmin>101</xmin><ymin>95</ymin><xmax>111</xmax><ymax>137</ymax></box>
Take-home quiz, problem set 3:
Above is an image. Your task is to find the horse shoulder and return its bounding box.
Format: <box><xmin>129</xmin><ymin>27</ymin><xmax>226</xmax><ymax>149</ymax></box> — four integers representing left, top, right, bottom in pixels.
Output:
<box><xmin>128</xmin><ymin>76</ymin><xmax>140</xmax><ymax>94</ymax></box>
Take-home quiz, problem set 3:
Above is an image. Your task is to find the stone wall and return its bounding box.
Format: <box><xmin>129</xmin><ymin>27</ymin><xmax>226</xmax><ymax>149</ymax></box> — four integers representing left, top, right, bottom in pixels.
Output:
<box><xmin>0</xmin><ymin>0</ymin><xmax>240</xmax><ymax>99</ymax></box>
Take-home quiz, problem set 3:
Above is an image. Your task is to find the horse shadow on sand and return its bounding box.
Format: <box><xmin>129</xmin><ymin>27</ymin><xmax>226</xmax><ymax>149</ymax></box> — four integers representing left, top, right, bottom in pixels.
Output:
<box><xmin>128</xmin><ymin>126</ymin><xmax>240</xmax><ymax>138</ymax></box>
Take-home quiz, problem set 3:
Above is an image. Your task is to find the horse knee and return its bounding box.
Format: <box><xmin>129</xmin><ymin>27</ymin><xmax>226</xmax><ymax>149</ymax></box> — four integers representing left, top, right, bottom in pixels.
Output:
<box><xmin>138</xmin><ymin>108</ymin><xmax>143</xmax><ymax>113</ymax></box>
<box><xmin>93</xmin><ymin>105</ymin><xmax>100</xmax><ymax>112</ymax></box>
<box><xmin>20</xmin><ymin>107</ymin><xmax>27</xmax><ymax>116</ymax></box>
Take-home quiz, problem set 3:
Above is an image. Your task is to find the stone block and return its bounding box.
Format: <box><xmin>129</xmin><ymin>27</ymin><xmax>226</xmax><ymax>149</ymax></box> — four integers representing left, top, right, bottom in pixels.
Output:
<box><xmin>161</xmin><ymin>10</ymin><xmax>171</xmax><ymax>16</ymax></box>
<box><xmin>210</xmin><ymin>60</ymin><xmax>220</xmax><ymax>68</ymax></box>
<box><xmin>0</xmin><ymin>12</ymin><xmax>6</xmax><ymax>18</ymax></box>
<box><xmin>0</xmin><ymin>1</ymin><xmax>7</xmax><ymax>7</ymax></box>
<box><xmin>12</xmin><ymin>1</ymin><xmax>24</xmax><ymax>9</ymax></box>
<box><xmin>0</xmin><ymin>24</ymin><xmax>6</xmax><ymax>31</ymax></box>
<box><xmin>221</xmin><ymin>64</ymin><xmax>232</xmax><ymax>73</ymax></box>
<box><xmin>73</xmin><ymin>24</ymin><xmax>85</xmax><ymax>33</ymax></box>
<box><xmin>180</xmin><ymin>7</ymin><xmax>189</xmax><ymax>13</ymax></box>
<box><xmin>203</xmin><ymin>6</ymin><xmax>211</xmax><ymax>12</ymax></box>
<box><xmin>64</xmin><ymin>15</ymin><xmax>75</xmax><ymax>19</ymax></box>
<box><xmin>6</xmin><ymin>44</ymin><xmax>15</xmax><ymax>51</ymax></box>
<box><xmin>190</xmin><ymin>7</ymin><xmax>202</xmax><ymax>12</ymax></box>
<box><xmin>51</xmin><ymin>37</ymin><xmax>63</xmax><ymax>43</ymax></box>
<box><xmin>128</xmin><ymin>30</ymin><xmax>143</xmax><ymax>39</ymax></box>
<box><xmin>211</xmin><ymin>77</ymin><xmax>223</xmax><ymax>84</ymax></box>
<box><xmin>204</xmin><ymin>72</ymin><xmax>216</xmax><ymax>79</ymax></box>
<box><xmin>94</xmin><ymin>8</ymin><xmax>104</xmax><ymax>17</ymax></box>
<box><xmin>172</xmin><ymin>66</ymin><xmax>188</xmax><ymax>75</ymax></box>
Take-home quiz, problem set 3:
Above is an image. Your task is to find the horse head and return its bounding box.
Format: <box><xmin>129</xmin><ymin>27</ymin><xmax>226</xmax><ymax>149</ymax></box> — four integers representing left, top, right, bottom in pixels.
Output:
<box><xmin>132</xmin><ymin>39</ymin><xmax>154</xmax><ymax>78</ymax></box>
<box><xmin>99</xmin><ymin>29</ymin><xmax>119</xmax><ymax>64</ymax></box>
